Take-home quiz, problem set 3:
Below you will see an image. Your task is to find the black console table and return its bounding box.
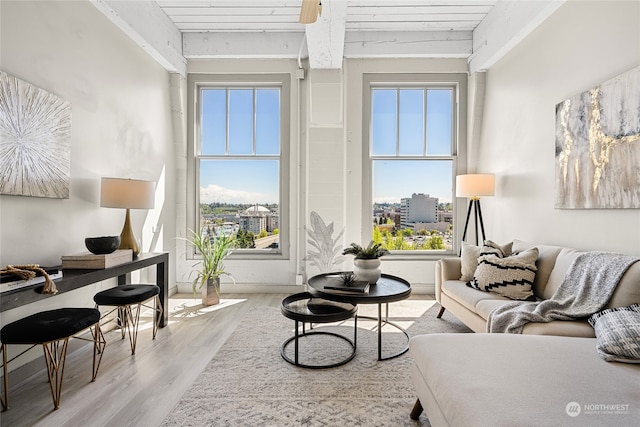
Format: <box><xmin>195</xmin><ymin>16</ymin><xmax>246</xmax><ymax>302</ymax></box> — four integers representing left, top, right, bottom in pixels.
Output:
<box><xmin>0</xmin><ymin>252</ymin><xmax>169</xmax><ymax>327</ymax></box>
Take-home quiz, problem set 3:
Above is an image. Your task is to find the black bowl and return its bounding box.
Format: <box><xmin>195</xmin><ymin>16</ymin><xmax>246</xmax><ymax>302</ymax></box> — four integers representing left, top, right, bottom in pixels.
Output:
<box><xmin>85</xmin><ymin>236</ymin><xmax>121</xmax><ymax>255</ymax></box>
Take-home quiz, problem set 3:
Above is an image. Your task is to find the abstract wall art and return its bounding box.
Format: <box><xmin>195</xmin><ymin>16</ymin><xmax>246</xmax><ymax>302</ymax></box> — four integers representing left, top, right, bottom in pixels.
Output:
<box><xmin>0</xmin><ymin>71</ymin><xmax>71</xmax><ymax>199</ymax></box>
<box><xmin>555</xmin><ymin>66</ymin><xmax>640</xmax><ymax>209</ymax></box>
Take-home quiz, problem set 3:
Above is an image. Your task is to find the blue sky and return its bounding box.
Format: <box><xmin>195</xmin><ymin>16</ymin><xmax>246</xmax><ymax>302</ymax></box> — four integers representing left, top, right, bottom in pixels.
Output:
<box><xmin>199</xmin><ymin>87</ymin><xmax>453</xmax><ymax>205</ymax></box>
<box><xmin>371</xmin><ymin>88</ymin><xmax>453</xmax><ymax>203</ymax></box>
<box><xmin>200</xmin><ymin>89</ymin><xmax>280</xmax><ymax>204</ymax></box>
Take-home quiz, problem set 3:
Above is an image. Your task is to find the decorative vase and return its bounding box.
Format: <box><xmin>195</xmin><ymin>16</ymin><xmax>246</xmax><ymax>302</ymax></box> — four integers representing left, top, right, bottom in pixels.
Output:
<box><xmin>354</xmin><ymin>258</ymin><xmax>381</xmax><ymax>284</ymax></box>
<box><xmin>201</xmin><ymin>277</ymin><xmax>220</xmax><ymax>306</ymax></box>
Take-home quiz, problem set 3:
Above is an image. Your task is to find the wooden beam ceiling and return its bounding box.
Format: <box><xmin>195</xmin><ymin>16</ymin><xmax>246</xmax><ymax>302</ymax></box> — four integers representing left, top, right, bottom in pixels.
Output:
<box><xmin>90</xmin><ymin>1</ymin><xmax>567</xmax><ymax>74</ymax></box>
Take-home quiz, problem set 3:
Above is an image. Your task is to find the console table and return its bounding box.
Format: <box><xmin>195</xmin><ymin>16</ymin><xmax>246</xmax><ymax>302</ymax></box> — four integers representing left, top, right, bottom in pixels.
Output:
<box><xmin>0</xmin><ymin>252</ymin><xmax>169</xmax><ymax>327</ymax></box>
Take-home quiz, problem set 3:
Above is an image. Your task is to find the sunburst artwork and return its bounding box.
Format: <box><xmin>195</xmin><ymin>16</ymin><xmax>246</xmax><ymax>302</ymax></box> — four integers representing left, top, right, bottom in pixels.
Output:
<box><xmin>0</xmin><ymin>71</ymin><xmax>71</xmax><ymax>199</ymax></box>
<box><xmin>555</xmin><ymin>66</ymin><xmax>640</xmax><ymax>209</ymax></box>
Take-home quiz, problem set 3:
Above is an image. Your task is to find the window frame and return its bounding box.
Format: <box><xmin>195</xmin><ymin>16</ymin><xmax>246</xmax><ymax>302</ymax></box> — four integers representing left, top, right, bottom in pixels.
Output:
<box><xmin>362</xmin><ymin>73</ymin><xmax>467</xmax><ymax>258</ymax></box>
<box><xmin>187</xmin><ymin>74</ymin><xmax>290</xmax><ymax>260</ymax></box>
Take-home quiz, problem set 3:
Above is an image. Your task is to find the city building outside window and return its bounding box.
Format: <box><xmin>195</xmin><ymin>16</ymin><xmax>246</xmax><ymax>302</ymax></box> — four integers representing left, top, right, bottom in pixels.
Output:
<box><xmin>364</xmin><ymin>74</ymin><xmax>467</xmax><ymax>254</ymax></box>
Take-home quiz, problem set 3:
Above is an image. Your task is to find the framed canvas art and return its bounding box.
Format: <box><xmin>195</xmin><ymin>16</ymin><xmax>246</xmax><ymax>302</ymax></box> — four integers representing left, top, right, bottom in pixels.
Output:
<box><xmin>0</xmin><ymin>71</ymin><xmax>71</xmax><ymax>199</ymax></box>
<box><xmin>555</xmin><ymin>66</ymin><xmax>640</xmax><ymax>209</ymax></box>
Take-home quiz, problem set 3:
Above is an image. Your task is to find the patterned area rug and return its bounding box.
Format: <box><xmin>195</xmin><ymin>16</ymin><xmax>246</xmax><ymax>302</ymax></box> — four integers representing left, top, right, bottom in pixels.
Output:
<box><xmin>162</xmin><ymin>301</ymin><xmax>471</xmax><ymax>427</ymax></box>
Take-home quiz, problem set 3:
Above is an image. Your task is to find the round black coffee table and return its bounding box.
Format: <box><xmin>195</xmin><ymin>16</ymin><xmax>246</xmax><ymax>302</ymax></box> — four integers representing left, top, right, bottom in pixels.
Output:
<box><xmin>307</xmin><ymin>272</ymin><xmax>411</xmax><ymax>361</ymax></box>
<box><xmin>280</xmin><ymin>292</ymin><xmax>358</xmax><ymax>369</ymax></box>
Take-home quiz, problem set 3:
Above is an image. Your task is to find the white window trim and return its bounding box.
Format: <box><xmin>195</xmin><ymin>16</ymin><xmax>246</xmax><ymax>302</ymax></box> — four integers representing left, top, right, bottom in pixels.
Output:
<box><xmin>187</xmin><ymin>73</ymin><xmax>291</xmax><ymax>260</ymax></box>
<box><xmin>361</xmin><ymin>73</ymin><xmax>468</xmax><ymax>258</ymax></box>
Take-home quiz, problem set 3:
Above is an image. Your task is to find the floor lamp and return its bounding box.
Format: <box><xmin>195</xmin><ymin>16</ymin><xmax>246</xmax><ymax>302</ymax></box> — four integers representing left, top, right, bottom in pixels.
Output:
<box><xmin>456</xmin><ymin>174</ymin><xmax>495</xmax><ymax>246</ymax></box>
<box><xmin>100</xmin><ymin>177</ymin><xmax>155</xmax><ymax>257</ymax></box>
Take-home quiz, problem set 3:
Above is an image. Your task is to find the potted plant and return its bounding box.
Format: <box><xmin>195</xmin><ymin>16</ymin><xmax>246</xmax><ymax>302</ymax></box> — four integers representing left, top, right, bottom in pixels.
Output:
<box><xmin>187</xmin><ymin>228</ymin><xmax>236</xmax><ymax>306</ymax></box>
<box><xmin>342</xmin><ymin>241</ymin><xmax>389</xmax><ymax>284</ymax></box>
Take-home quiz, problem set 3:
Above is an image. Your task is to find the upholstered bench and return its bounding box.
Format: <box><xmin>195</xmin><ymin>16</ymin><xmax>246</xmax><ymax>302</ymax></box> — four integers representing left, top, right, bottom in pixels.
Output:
<box><xmin>0</xmin><ymin>308</ymin><xmax>106</xmax><ymax>410</ymax></box>
<box><xmin>409</xmin><ymin>333</ymin><xmax>640</xmax><ymax>426</ymax></box>
<box><xmin>93</xmin><ymin>284</ymin><xmax>162</xmax><ymax>355</ymax></box>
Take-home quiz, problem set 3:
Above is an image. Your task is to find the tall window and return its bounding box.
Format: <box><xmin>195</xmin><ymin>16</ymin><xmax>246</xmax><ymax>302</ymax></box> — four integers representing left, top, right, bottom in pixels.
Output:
<box><xmin>191</xmin><ymin>75</ymin><xmax>289</xmax><ymax>255</ymax></box>
<box><xmin>365</xmin><ymin>75</ymin><xmax>466</xmax><ymax>254</ymax></box>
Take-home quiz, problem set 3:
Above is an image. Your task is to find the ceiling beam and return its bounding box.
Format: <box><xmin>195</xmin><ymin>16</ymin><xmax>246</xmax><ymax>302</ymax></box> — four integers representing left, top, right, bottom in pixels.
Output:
<box><xmin>469</xmin><ymin>0</ymin><xmax>566</xmax><ymax>73</ymax></box>
<box><xmin>304</xmin><ymin>0</ymin><xmax>347</xmax><ymax>69</ymax></box>
<box><xmin>90</xmin><ymin>0</ymin><xmax>187</xmax><ymax>76</ymax></box>
<box><xmin>344</xmin><ymin>31</ymin><xmax>472</xmax><ymax>58</ymax></box>
<box><xmin>183</xmin><ymin>32</ymin><xmax>306</xmax><ymax>59</ymax></box>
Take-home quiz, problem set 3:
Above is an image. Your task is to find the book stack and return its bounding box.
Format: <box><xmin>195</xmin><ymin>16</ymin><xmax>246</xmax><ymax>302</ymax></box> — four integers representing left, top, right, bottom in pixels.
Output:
<box><xmin>323</xmin><ymin>277</ymin><xmax>370</xmax><ymax>294</ymax></box>
<box><xmin>61</xmin><ymin>249</ymin><xmax>133</xmax><ymax>269</ymax></box>
<box><xmin>0</xmin><ymin>267</ymin><xmax>63</xmax><ymax>293</ymax></box>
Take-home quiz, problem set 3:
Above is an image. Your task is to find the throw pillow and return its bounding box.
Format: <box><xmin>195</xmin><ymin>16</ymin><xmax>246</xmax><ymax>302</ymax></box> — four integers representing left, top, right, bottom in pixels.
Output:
<box><xmin>588</xmin><ymin>304</ymin><xmax>640</xmax><ymax>364</ymax></box>
<box><xmin>469</xmin><ymin>247</ymin><xmax>538</xmax><ymax>300</ymax></box>
<box><xmin>460</xmin><ymin>240</ymin><xmax>513</xmax><ymax>281</ymax></box>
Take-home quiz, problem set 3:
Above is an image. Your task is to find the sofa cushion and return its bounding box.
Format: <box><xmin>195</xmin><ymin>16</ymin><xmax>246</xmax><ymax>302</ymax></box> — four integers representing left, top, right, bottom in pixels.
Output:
<box><xmin>512</xmin><ymin>239</ymin><xmax>563</xmax><ymax>297</ymax></box>
<box><xmin>541</xmin><ymin>247</ymin><xmax>585</xmax><ymax>299</ymax></box>
<box><xmin>469</xmin><ymin>248</ymin><xmax>539</xmax><ymax>300</ymax></box>
<box><xmin>589</xmin><ymin>304</ymin><xmax>640</xmax><ymax>363</ymax></box>
<box><xmin>460</xmin><ymin>240</ymin><xmax>512</xmax><ymax>281</ymax></box>
<box><xmin>607</xmin><ymin>261</ymin><xmax>640</xmax><ymax>309</ymax></box>
<box><xmin>476</xmin><ymin>298</ymin><xmax>521</xmax><ymax>320</ymax></box>
<box><xmin>442</xmin><ymin>280</ymin><xmax>507</xmax><ymax>313</ymax></box>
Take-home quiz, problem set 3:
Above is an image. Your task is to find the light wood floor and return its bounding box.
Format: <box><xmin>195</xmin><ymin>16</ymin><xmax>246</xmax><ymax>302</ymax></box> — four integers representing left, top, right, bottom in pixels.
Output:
<box><xmin>0</xmin><ymin>293</ymin><xmax>435</xmax><ymax>427</ymax></box>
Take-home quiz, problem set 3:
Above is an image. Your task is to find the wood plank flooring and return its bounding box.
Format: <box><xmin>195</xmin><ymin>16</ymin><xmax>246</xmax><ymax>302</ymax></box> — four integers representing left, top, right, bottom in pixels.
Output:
<box><xmin>0</xmin><ymin>293</ymin><xmax>434</xmax><ymax>427</ymax></box>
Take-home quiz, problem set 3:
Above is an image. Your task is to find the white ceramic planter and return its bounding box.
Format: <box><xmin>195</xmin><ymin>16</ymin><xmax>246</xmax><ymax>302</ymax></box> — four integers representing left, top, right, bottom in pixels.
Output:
<box><xmin>354</xmin><ymin>258</ymin><xmax>381</xmax><ymax>284</ymax></box>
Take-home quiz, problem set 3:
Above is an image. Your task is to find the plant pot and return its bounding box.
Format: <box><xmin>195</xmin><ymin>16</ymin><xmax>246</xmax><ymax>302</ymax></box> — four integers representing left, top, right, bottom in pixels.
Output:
<box><xmin>354</xmin><ymin>258</ymin><xmax>381</xmax><ymax>284</ymax></box>
<box><xmin>202</xmin><ymin>277</ymin><xmax>220</xmax><ymax>306</ymax></box>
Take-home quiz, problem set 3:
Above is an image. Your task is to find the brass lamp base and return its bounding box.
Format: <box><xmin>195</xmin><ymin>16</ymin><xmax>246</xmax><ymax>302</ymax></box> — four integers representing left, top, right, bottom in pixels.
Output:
<box><xmin>119</xmin><ymin>208</ymin><xmax>140</xmax><ymax>257</ymax></box>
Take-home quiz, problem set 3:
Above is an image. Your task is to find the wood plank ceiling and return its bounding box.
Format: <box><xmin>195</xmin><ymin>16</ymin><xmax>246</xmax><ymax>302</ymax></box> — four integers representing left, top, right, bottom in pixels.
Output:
<box><xmin>157</xmin><ymin>0</ymin><xmax>496</xmax><ymax>32</ymax></box>
<box><xmin>91</xmin><ymin>1</ymin><xmax>565</xmax><ymax>75</ymax></box>
<box><xmin>156</xmin><ymin>0</ymin><xmax>497</xmax><ymax>69</ymax></box>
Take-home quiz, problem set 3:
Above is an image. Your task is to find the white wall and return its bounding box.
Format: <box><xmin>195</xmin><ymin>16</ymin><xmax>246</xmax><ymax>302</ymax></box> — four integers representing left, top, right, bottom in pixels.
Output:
<box><xmin>478</xmin><ymin>0</ymin><xmax>640</xmax><ymax>255</ymax></box>
<box><xmin>0</xmin><ymin>0</ymin><xmax>175</xmax><ymax>367</ymax></box>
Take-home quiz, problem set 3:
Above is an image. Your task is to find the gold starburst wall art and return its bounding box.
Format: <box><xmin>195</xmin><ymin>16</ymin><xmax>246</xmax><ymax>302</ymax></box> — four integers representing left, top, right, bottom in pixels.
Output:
<box><xmin>0</xmin><ymin>71</ymin><xmax>71</xmax><ymax>199</ymax></box>
<box><xmin>555</xmin><ymin>66</ymin><xmax>640</xmax><ymax>209</ymax></box>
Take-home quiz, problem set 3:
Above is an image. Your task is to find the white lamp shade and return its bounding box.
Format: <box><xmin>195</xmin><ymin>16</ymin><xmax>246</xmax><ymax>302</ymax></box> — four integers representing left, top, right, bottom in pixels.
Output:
<box><xmin>100</xmin><ymin>177</ymin><xmax>155</xmax><ymax>209</ymax></box>
<box><xmin>456</xmin><ymin>174</ymin><xmax>495</xmax><ymax>198</ymax></box>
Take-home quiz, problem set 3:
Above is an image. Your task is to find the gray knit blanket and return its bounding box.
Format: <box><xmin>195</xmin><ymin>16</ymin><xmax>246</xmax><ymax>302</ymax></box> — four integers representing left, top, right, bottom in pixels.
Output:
<box><xmin>487</xmin><ymin>252</ymin><xmax>639</xmax><ymax>334</ymax></box>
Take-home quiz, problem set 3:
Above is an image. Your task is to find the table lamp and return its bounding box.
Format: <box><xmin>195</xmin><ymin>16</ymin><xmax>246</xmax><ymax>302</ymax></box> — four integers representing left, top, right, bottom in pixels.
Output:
<box><xmin>456</xmin><ymin>174</ymin><xmax>495</xmax><ymax>246</ymax></box>
<box><xmin>100</xmin><ymin>177</ymin><xmax>155</xmax><ymax>257</ymax></box>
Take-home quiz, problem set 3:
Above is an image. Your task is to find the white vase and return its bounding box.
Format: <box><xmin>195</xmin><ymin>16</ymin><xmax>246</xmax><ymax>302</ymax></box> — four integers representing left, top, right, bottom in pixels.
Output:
<box><xmin>354</xmin><ymin>258</ymin><xmax>381</xmax><ymax>284</ymax></box>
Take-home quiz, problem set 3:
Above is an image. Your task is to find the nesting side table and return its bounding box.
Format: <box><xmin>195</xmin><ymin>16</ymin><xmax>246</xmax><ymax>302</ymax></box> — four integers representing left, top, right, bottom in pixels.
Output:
<box><xmin>280</xmin><ymin>292</ymin><xmax>358</xmax><ymax>369</ymax></box>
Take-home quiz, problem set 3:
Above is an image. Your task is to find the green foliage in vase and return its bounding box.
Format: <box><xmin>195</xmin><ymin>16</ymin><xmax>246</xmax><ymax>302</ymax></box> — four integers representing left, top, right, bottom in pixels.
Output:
<box><xmin>342</xmin><ymin>240</ymin><xmax>390</xmax><ymax>259</ymax></box>
<box><xmin>185</xmin><ymin>228</ymin><xmax>236</xmax><ymax>296</ymax></box>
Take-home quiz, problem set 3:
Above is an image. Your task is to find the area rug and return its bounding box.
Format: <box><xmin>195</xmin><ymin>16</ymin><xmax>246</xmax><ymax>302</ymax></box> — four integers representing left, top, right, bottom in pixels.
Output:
<box><xmin>162</xmin><ymin>302</ymin><xmax>471</xmax><ymax>427</ymax></box>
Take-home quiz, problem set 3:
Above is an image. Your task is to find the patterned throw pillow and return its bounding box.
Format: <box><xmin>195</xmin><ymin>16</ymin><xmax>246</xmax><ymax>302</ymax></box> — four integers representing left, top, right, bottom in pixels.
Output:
<box><xmin>588</xmin><ymin>304</ymin><xmax>640</xmax><ymax>363</ymax></box>
<box><xmin>469</xmin><ymin>247</ymin><xmax>538</xmax><ymax>300</ymax></box>
<box><xmin>460</xmin><ymin>240</ymin><xmax>513</xmax><ymax>281</ymax></box>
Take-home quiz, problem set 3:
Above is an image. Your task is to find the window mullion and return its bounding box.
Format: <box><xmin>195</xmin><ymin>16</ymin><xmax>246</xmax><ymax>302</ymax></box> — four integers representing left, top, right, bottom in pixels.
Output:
<box><xmin>225</xmin><ymin>89</ymin><xmax>230</xmax><ymax>155</ymax></box>
<box><xmin>424</xmin><ymin>89</ymin><xmax>428</xmax><ymax>156</ymax></box>
<box><xmin>395</xmin><ymin>89</ymin><xmax>400</xmax><ymax>156</ymax></box>
<box><xmin>253</xmin><ymin>89</ymin><xmax>257</xmax><ymax>155</ymax></box>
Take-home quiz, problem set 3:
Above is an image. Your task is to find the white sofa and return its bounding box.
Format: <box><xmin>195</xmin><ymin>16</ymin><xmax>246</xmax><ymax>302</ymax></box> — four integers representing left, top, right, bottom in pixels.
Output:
<box><xmin>434</xmin><ymin>239</ymin><xmax>640</xmax><ymax>335</ymax></box>
<box><xmin>409</xmin><ymin>333</ymin><xmax>640</xmax><ymax>426</ymax></box>
<box><xmin>408</xmin><ymin>240</ymin><xmax>640</xmax><ymax>425</ymax></box>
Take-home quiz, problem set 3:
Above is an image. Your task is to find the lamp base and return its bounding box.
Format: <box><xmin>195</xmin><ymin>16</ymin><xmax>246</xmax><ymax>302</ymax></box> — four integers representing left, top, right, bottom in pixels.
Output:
<box><xmin>119</xmin><ymin>209</ymin><xmax>140</xmax><ymax>257</ymax></box>
<box><xmin>461</xmin><ymin>198</ymin><xmax>487</xmax><ymax>246</ymax></box>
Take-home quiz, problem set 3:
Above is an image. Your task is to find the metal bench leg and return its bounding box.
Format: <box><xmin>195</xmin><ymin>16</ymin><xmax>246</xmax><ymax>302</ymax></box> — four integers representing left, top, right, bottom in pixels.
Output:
<box><xmin>410</xmin><ymin>398</ymin><xmax>424</xmax><ymax>420</ymax></box>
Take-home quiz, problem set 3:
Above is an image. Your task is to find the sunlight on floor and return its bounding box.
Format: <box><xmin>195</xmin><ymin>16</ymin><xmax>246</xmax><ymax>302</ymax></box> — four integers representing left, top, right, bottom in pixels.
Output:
<box><xmin>136</xmin><ymin>296</ymin><xmax>248</xmax><ymax>329</ymax></box>
<box><xmin>301</xmin><ymin>298</ymin><xmax>437</xmax><ymax>334</ymax></box>
<box><xmin>136</xmin><ymin>294</ymin><xmax>435</xmax><ymax>330</ymax></box>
